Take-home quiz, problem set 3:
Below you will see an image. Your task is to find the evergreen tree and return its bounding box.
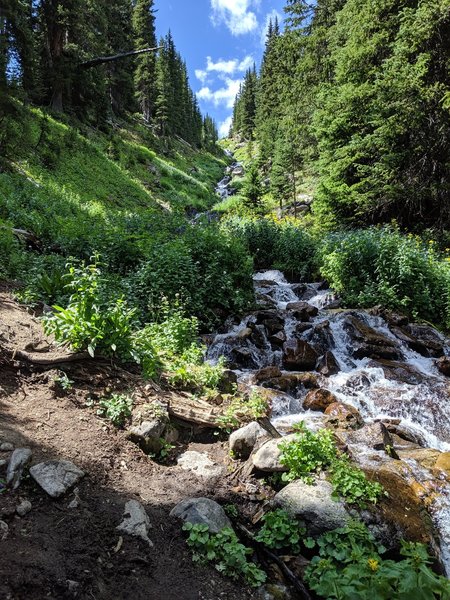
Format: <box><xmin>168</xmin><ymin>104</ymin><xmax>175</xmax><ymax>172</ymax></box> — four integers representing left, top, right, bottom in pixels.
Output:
<box><xmin>133</xmin><ymin>0</ymin><xmax>157</xmax><ymax>122</ymax></box>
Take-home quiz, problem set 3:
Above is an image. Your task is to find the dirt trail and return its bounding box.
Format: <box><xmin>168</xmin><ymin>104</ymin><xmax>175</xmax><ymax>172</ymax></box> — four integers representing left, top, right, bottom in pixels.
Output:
<box><xmin>0</xmin><ymin>293</ymin><xmax>254</xmax><ymax>600</ymax></box>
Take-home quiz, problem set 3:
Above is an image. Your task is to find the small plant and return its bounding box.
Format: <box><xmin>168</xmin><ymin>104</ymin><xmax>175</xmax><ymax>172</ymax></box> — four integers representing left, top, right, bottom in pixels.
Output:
<box><xmin>255</xmin><ymin>509</ymin><xmax>309</xmax><ymax>554</ymax></box>
<box><xmin>224</xmin><ymin>504</ymin><xmax>239</xmax><ymax>519</ymax></box>
<box><xmin>216</xmin><ymin>390</ymin><xmax>268</xmax><ymax>432</ymax></box>
<box><xmin>183</xmin><ymin>522</ymin><xmax>266</xmax><ymax>588</ymax></box>
<box><xmin>0</xmin><ymin>478</ymin><xmax>6</xmax><ymax>494</ymax></box>
<box><xmin>279</xmin><ymin>423</ymin><xmax>336</xmax><ymax>483</ymax></box>
<box><xmin>330</xmin><ymin>456</ymin><xmax>386</xmax><ymax>508</ymax></box>
<box><xmin>97</xmin><ymin>393</ymin><xmax>133</xmax><ymax>427</ymax></box>
<box><xmin>53</xmin><ymin>372</ymin><xmax>73</xmax><ymax>391</ymax></box>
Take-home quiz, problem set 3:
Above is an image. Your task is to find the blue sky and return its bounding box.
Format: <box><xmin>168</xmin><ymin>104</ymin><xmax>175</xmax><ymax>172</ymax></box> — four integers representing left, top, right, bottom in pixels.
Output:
<box><xmin>154</xmin><ymin>0</ymin><xmax>286</xmax><ymax>137</ymax></box>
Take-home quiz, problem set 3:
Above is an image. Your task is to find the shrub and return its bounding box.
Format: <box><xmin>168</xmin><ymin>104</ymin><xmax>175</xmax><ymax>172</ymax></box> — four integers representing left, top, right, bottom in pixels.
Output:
<box><xmin>216</xmin><ymin>390</ymin><xmax>269</xmax><ymax>431</ymax></box>
<box><xmin>97</xmin><ymin>393</ymin><xmax>133</xmax><ymax>427</ymax></box>
<box><xmin>254</xmin><ymin>509</ymin><xmax>308</xmax><ymax>554</ymax></box>
<box><xmin>0</xmin><ymin>223</ymin><xmax>26</xmax><ymax>279</ymax></box>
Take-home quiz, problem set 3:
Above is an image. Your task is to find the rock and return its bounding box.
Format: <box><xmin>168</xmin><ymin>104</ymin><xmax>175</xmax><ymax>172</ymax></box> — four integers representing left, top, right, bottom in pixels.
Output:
<box><xmin>274</xmin><ymin>480</ymin><xmax>350</xmax><ymax>535</ymax></box>
<box><xmin>232</xmin><ymin>166</ymin><xmax>244</xmax><ymax>176</ymax></box>
<box><xmin>67</xmin><ymin>580</ymin><xmax>80</xmax><ymax>595</ymax></box>
<box><xmin>308</xmin><ymin>321</ymin><xmax>334</xmax><ymax>355</ymax></box>
<box><xmin>343</xmin><ymin>315</ymin><xmax>402</xmax><ymax>361</ymax></box>
<box><xmin>230</xmin><ymin>347</ymin><xmax>259</xmax><ymax>369</ymax></box>
<box><xmin>30</xmin><ymin>460</ymin><xmax>85</xmax><ymax>498</ymax></box>
<box><xmin>117</xmin><ymin>500</ymin><xmax>153</xmax><ymax>546</ymax></box>
<box><xmin>436</xmin><ymin>357</ymin><xmax>450</xmax><ymax>377</ymax></box>
<box><xmin>285</xmin><ymin>301</ymin><xmax>318</xmax><ymax>321</ymax></box>
<box><xmin>252</xmin><ymin>434</ymin><xmax>297</xmax><ymax>472</ymax></box>
<box><xmin>255</xmin><ymin>366</ymin><xmax>282</xmax><ymax>383</ymax></box>
<box><xmin>170</xmin><ymin>497</ymin><xmax>231</xmax><ymax>534</ymax></box>
<box><xmin>177</xmin><ymin>451</ymin><xmax>225</xmax><ymax>479</ymax></box>
<box><xmin>237</xmin><ymin>327</ymin><xmax>253</xmax><ymax>340</ymax></box>
<box><xmin>16</xmin><ymin>499</ymin><xmax>32</xmax><ymax>517</ymax></box>
<box><xmin>128</xmin><ymin>401</ymin><xmax>171</xmax><ymax>453</ymax></box>
<box><xmin>303</xmin><ymin>389</ymin><xmax>338</xmax><ymax>412</ymax></box>
<box><xmin>282</xmin><ymin>339</ymin><xmax>318</xmax><ymax>371</ymax></box>
<box><xmin>262</xmin><ymin>317</ymin><xmax>285</xmax><ymax>336</ymax></box>
<box><xmin>258</xmin><ymin>584</ymin><xmax>294</xmax><ymax>600</ymax></box>
<box><xmin>368</xmin><ymin>359</ymin><xmax>424</xmax><ymax>385</ymax></box>
<box><xmin>0</xmin><ymin>442</ymin><xmax>14</xmax><ymax>452</ymax></box>
<box><xmin>404</xmin><ymin>324</ymin><xmax>444</xmax><ymax>358</ymax></box>
<box><xmin>0</xmin><ymin>459</ymin><xmax>7</xmax><ymax>468</ymax></box>
<box><xmin>229</xmin><ymin>422</ymin><xmax>266</xmax><ymax>459</ymax></box>
<box><xmin>324</xmin><ymin>402</ymin><xmax>363</xmax><ymax>429</ymax></box>
<box><xmin>317</xmin><ymin>351</ymin><xmax>340</xmax><ymax>376</ymax></box>
<box><xmin>0</xmin><ymin>520</ymin><xmax>8</xmax><ymax>540</ymax></box>
<box><xmin>344</xmin><ymin>422</ymin><xmax>394</xmax><ymax>451</ymax></box>
<box><xmin>269</xmin><ymin>331</ymin><xmax>286</xmax><ymax>348</ymax></box>
<box><xmin>6</xmin><ymin>448</ymin><xmax>32</xmax><ymax>490</ymax></box>
<box><xmin>263</xmin><ymin>372</ymin><xmax>319</xmax><ymax>394</ymax></box>
<box><xmin>218</xmin><ymin>369</ymin><xmax>238</xmax><ymax>393</ymax></box>
<box><xmin>434</xmin><ymin>452</ymin><xmax>450</xmax><ymax>475</ymax></box>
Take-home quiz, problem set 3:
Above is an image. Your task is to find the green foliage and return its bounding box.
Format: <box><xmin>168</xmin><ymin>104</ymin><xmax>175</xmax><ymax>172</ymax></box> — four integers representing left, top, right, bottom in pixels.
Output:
<box><xmin>319</xmin><ymin>226</ymin><xmax>450</xmax><ymax>327</ymax></box>
<box><xmin>216</xmin><ymin>390</ymin><xmax>268</xmax><ymax>431</ymax></box>
<box><xmin>305</xmin><ymin>521</ymin><xmax>450</xmax><ymax>599</ymax></box>
<box><xmin>330</xmin><ymin>456</ymin><xmax>386</xmax><ymax>508</ymax></box>
<box><xmin>242</xmin><ymin>163</ymin><xmax>263</xmax><ymax>207</ymax></box>
<box><xmin>0</xmin><ymin>224</ymin><xmax>25</xmax><ymax>279</ymax></box>
<box><xmin>254</xmin><ymin>509</ymin><xmax>307</xmax><ymax>554</ymax></box>
<box><xmin>53</xmin><ymin>372</ymin><xmax>73</xmax><ymax>391</ymax></box>
<box><xmin>97</xmin><ymin>393</ymin><xmax>133</xmax><ymax>427</ymax></box>
<box><xmin>279</xmin><ymin>423</ymin><xmax>336</xmax><ymax>483</ymax></box>
<box><xmin>183</xmin><ymin>523</ymin><xmax>266</xmax><ymax>588</ymax></box>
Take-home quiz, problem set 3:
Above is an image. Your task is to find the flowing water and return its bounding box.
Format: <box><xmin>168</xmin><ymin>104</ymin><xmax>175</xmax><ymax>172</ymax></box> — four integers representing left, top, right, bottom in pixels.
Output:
<box><xmin>207</xmin><ymin>270</ymin><xmax>450</xmax><ymax>574</ymax></box>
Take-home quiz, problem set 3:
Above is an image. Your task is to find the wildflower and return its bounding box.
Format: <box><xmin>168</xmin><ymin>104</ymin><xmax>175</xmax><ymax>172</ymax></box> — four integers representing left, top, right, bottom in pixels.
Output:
<box><xmin>367</xmin><ymin>558</ymin><xmax>379</xmax><ymax>572</ymax></box>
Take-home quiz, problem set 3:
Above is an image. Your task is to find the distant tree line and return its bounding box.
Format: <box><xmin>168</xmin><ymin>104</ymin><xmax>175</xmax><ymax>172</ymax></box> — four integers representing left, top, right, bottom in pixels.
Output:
<box><xmin>0</xmin><ymin>0</ymin><xmax>218</xmax><ymax>148</ymax></box>
<box><xmin>231</xmin><ymin>0</ymin><xmax>450</xmax><ymax>230</ymax></box>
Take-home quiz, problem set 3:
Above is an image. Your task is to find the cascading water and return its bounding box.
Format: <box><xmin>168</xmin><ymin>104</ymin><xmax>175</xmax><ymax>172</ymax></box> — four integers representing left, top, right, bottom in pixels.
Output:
<box><xmin>207</xmin><ymin>269</ymin><xmax>450</xmax><ymax>575</ymax></box>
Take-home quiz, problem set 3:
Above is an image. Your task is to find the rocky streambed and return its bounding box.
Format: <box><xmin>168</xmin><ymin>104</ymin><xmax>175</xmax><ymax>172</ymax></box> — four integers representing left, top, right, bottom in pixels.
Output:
<box><xmin>207</xmin><ymin>270</ymin><xmax>450</xmax><ymax>575</ymax></box>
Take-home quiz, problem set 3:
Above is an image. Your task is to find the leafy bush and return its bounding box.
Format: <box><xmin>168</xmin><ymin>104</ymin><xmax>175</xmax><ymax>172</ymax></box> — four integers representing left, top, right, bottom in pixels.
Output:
<box><xmin>305</xmin><ymin>521</ymin><xmax>450</xmax><ymax>599</ymax></box>
<box><xmin>319</xmin><ymin>226</ymin><xmax>450</xmax><ymax>327</ymax></box>
<box><xmin>216</xmin><ymin>390</ymin><xmax>268</xmax><ymax>431</ymax></box>
<box><xmin>255</xmin><ymin>509</ymin><xmax>310</xmax><ymax>554</ymax></box>
<box><xmin>330</xmin><ymin>456</ymin><xmax>386</xmax><ymax>508</ymax></box>
<box><xmin>97</xmin><ymin>393</ymin><xmax>133</xmax><ymax>427</ymax></box>
<box><xmin>183</xmin><ymin>523</ymin><xmax>266</xmax><ymax>588</ymax></box>
<box><xmin>0</xmin><ymin>223</ymin><xmax>26</xmax><ymax>279</ymax></box>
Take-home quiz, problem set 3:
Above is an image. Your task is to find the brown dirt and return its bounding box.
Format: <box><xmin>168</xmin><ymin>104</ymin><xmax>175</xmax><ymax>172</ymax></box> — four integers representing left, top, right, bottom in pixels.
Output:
<box><xmin>0</xmin><ymin>293</ymin><xmax>262</xmax><ymax>600</ymax></box>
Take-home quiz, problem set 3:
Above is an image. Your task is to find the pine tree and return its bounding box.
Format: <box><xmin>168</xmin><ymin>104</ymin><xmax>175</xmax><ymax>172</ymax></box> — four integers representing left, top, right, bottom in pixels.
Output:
<box><xmin>133</xmin><ymin>0</ymin><xmax>157</xmax><ymax>122</ymax></box>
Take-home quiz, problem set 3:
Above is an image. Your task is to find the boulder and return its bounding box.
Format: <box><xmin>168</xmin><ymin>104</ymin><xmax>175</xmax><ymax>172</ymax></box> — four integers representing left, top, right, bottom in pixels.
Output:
<box><xmin>229</xmin><ymin>422</ymin><xmax>266</xmax><ymax>459</ymax></box>
<box><xmin>434</xmin><ymin>452</ymin><xmax>450</xmax><ymax>475</ymax></box>
<box><xmin>254</xmin><ymin>366</ymin><xmax>282</xmax><ymax>383</ymax></box>
<box><xmin>231</xmin><ymin>166</ymin><xmax>244</xmax><ymax>177</ymax></box>
<box><xmin>343</xmin><ymin>315</ymin><xmax>402</xmax><ymax>361</ymax></box>
<box><xmin>285</xmin><ymin>302</ymin><xmax>318</xmax><ymax>321</ymax></box>
<box><xmin>177</xmin><ymin>451</ymin><xmax>225</xmax><ymax>479</ymax></box>
<box><xmin>170</xmin><ymin>498</ymin><xmax>231</xmax><ymax>533</ymax></box>
<box><xmin>282</xmin><ymin>339</ymin><xmax>318</xmax><ymax>371</ymax></box>
<box><xmin>274</xmin><ymin>480</ymin><xmax>350</xmax><ymax>535</ymax></box>
<box><xmin>117</xmin><ymin>500</ymin><xmax>153</xmax><ymax>546</ymax></box>
<box><xmin>6</xmin><ymin>448</ymin><xmax>32</xmax><ymax>490</ymax></box>
<box><xmin>324</xmin><ymin>402</ymin><xmax>363</xmax><ymax>429</ymax></box>
<box><xmin>252</xmin><ymin>434</ymin><xmax>297</xmax><ymax>472</ymax></box>
<box><xmin>436</xmin><ymin>357</ymin><xmax>450</xmax><ymax>377</ymax></box>
<box><xmin>30</xmin><ymin>460</ymin><xmax>85</xmax><ymax>498</ymax></box>
<box><xmin>218</xmin><ymin>369</ymin><xmax>238</xmax><ymax>393</ymax></box>
<box><xmin>317</xmin><ymin>351</ymin><xmax>340</xmax><ymax>377</ymax></box>
<box><xmin>269</xmin><ymin>331</ymin><xmax>286</xmax><ymax>347</ymax></box>
<box><xmin>0</xmin><ymin>442</ymin><xmax>14</xmax><ymax>452</ymax></box>
<box><xmin>368</xmin><ymin>359</ymin><xmax>424</xmax><ymax>385</ymax></box>
<box><xmin>128</xmin><ymin>401</ymin><xmax>171</xmax><ymax>453</ymax></box>
<box><xmin>263</xmin><ymin>372</ymin><xmax>319</xmax><ymax>394</ymax></box>
<box><xmin>16</xmin><ymin>500</ymin><xmax>32</xmax><ymax>517</ymax></box>
<box><xmin>344</xmin><ymin>422</ymin><xmax>394</xmax><ymax>451</ymax></box>
<box><xmin>405</xmin><ymin>324</ymin><xmax>444</xmax><ymax>358</ymax></box>
<box><xmin>303</xmin><ymin>389</ymin><xmax>338</xmax><ymax>412</ymax></box>
<box><xmin>262</xmin><ymin>317</ymin><xmax>285</xmax><ymax>336</ymax></box>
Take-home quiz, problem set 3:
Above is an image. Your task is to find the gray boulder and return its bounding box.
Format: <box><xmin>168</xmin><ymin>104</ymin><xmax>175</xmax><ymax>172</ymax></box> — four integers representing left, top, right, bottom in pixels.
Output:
<box><xmin>229</xmin><ymin>422</ymin><xmax>266</xmax><ymax>459</ymax></box>
<box><xmin>170</xmin><ymin>497</ymin><xmax>231</xmax><ymax>533</ymax></box>
<box><xmin>117</xmin><ymin>500</ymin><xmax>153</xmax><ymax>546</ymax></box>
<box><xmin>252</xmin><ymin>434</ymin><xmax>297</xmax><ymax>472</ymax></box>
<box><xmin>177</xmin><ymin>451</ymin><xmax>225</xmax><ymax>479</ymax></box>
<box><xmin>6</xmin><ymin>448</ymin><xmax>32</xmax><ymax>490</ymax></box>
<box><xmin>274</xmin><ymin>480</ymin><xmax>351</xmax><ymax>534</ymax></box>
<box><xmin>30</xmin><ymin>460</ymin><xmax>85</xmax><ymax>498</ymax></box>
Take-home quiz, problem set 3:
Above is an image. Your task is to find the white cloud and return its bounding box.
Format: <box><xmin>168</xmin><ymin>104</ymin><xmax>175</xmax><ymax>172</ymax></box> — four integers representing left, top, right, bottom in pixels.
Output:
<box><xmin>219</xmin><ymin>116</ymin><xmax>233</xmax><ymax>138</ymax></box>
<box><xmin>195</xmin><ymin>69</ymin><xmax>208</xmax><ymax>83</ymax></box>
<box><xmin>204</xmin><ymin>54</ymin><xmax>254</xmax><ymax>77</ymax></box>
<box><xmin>210</xmin><ymin>0</ymin><xmax>259</xmax><ymax>36</ymax></box>
<box><xmin>197</xmin><ymin>77</ymin><xmax>242</xmax><ymax>109</ymax></box>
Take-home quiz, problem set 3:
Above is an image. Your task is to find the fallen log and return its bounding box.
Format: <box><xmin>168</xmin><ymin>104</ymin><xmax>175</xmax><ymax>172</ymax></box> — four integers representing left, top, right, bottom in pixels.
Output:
<box><xmin>167</xmin><ymin>393</ymin><xmax>222</xmax><ymax>427</ymax></box>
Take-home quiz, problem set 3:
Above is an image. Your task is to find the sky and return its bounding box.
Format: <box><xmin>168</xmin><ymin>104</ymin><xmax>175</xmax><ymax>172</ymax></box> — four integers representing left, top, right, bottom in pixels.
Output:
<box><xmin>154</xmin><ymin>0</ymin><xmax>286</xmax><ymax>137</ymax></box>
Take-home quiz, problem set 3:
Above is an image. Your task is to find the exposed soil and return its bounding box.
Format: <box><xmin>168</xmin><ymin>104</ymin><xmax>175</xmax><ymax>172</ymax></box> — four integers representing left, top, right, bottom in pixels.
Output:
<box><xmin>0</xmin><ymin>293</ymin><xmax>259</xmax><ymax>600</ymax></box>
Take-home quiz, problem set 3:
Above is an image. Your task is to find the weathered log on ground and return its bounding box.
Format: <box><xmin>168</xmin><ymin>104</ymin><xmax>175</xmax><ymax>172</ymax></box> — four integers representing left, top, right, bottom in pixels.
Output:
<box><xmin>167</xmin><ymin>393</ymin><xmax>222</xmax><ymax>427</ymax></box>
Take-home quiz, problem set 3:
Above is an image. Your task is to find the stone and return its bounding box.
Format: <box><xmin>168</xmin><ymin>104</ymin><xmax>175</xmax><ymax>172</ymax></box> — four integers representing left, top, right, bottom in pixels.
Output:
<box><xmin>237</xmin><ymin>327</ymin><xmax>252</xmax><ymax>340</ymax></box>
<box><xmin>258</xmin><ymin>584</ymin><xmax>294</xmax><ymax>600</ymax></box>
<box><xmin>117</xmin><ymin>500</ymin><xmax>153</xmax><ymax>546</ymax></box>
<box><xmin>262</xmin><ymin>317</ymin><xmax>285</xmax><ymax>336</ymax></box>
<box><xmin>229</xmin><ymin>422</ymin><xmax>266</xmax><ymax>459</ymax></box>
<box><xmin>6</xmin><ymin>448</ymin><xmax>32</xmax><ymax>490</ymax></box>
<box><xmin>436</xmin><ymin>357</ymin><xmax>450</xmax><ymax>377</ymax></box>
<box><xmin>324</xmin><ymin>402</ymin><xmax>363</xmax><ymax>429</ymax></box>
<box><xmin>16</xmin><ymin>499</ymin><xmax>32</xmax><ymax>517</ymax></box>
<box><xmin>128</xmin><ymin>401</ymin><xmax>170</xmax><ymax>453</ymax></box>
<box><xmin>170</xmin><ymin>498</ymin><xmax>231</xmax><ymax>533</ymax></box>
<box><xmin>317</xmin><ymin>351</ymin><xmax>340</xmax><ymax>376</ymax></box>
<box><xmin>252</xmin><ymin>434</ymin><xmax>297</xmax><ymax>472</ymax></box>
<box><xmin>343</xmin><ymin>315</ymin><xmax>402</xmax><ymax>361</ymax></box>
<box><xmin>218</xmin><ymin>369</ymin><xmax>238</xmax><ymax>393</ymax></box>
<box><xmin>30</xmin><ymin>460</ymin><xmax>85</xmax><ymax>498</ymax></box>
<box><xmin>0</xmin><ymin>520</ymin><xmax>8</xmax><ymax>541</ymax></box>
<box><xmin>344</xmin><ymin>422</ymin><xmax>394</xmax><ymax>451</ymax></box>
<box><xmin>303</xmin><ymin>389</ymin><xmax>338</xmax><ymax>412</ymax></box>
<box><xmin>269</xmin><ymin>331</ymin><xmax>286</xmax><ymax>347</ymax></box>
<box><xmin>0</xmin><ymin>442</ymin><xmax>14</xmax><ymax>452</ymax></box>
<box><xmin>177</xmin><ymin>451</ymin><xmax>225</xmax><ymax>479</ymax></box>
<box><xmin>282</xmin><ymin>339</ymin><xmax>318</xmax><ymax>371</ymax></box>
<box><xmin>405</xmin><ymin>324</ymin><xmax>444</xmax><ymax>358</ymax></box>
<box><xmin>232</xmin><ymin>166</ymin><xmax>244</xmax><ymax>177</ymax></box>
<box><xmin>285</xmin><ymin>301</ymin><xmax>318</xmax><ymax>321</ymax></box>
<box><xmin>274</xmin><ymin>480</ymin><xmax>350</xmax><ymax>534</ymax></box>
<box><xmin>434</xmin><ymin>452</ymin><xmax>450</xmax><ymax>474</ymax></box>
<box><xmin>254</xmin><ymin>366</ymin><xmax>282</xmax><ymax>383</ymax></box>
<box><xmin>263</xmin><ymin>372</ymin><xmax>319</xmax><ymax>394</ymax></box>
<box><xmin>368</xmin><ymin>359</ymin><xmax>424</xmax><ymax>385</ymax></box>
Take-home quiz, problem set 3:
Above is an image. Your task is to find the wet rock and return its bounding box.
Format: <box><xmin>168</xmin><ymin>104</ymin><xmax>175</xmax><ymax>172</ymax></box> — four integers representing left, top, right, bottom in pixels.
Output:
<box><xmin>30</xmin><ymin>460</ymin><xmax>85</xmax><ymax>498</ymax></box>
<box><xmin>252</xmin><ymin>434</ymin><xmax>297</xmax><ymax>472</ymax></box>
<box><xmin>232</xmin><ymin>166</ymin><xmax>244</xmax><ymax>177</ymax></box>
<box><xmin>368</xmin><ymin>359</ymin><xmax>424</xmax><ymax>385</ymax></box>
<box><xmin>229</xmin><ymin>422</ymin><xmax>266</xmax><ymax>459</ymax></box>
<box><xmin>255</xmin><ymin>366</ymin><xmax>282</xmax><ymax>383</ymax></box>
<box><xmin>283</xmin><ymin>339</ymin><xmax>318</xmax><ymax>371</ymax></box>
<box><xmin>324</xmin><ymin>402</ymin><xmax>363</xmax><ymax>429</ymax></box>
<box><xmin>295</xmin><ymin>323</ymin><xmax>314</xmax><ymax>336</ymax></box>
<box><xmin>263</xmin><ymin>372</ymin><xmax>319</xmax><ymax>394</ymax></box>
<box><xmin>218</xmin><ymin>369</ymin><xmax>238</xmax><ymax>393</ymax></box>
<box><xmin>16</xmin><ymin>499</ymin><xmax>32</xmax><ymax>517</ymax></box>
<box><xmin>307</xmin><ymin>321</ymin><xmax>334</xmax><ymax>355</ymax></box>
<box><xmin>237</xmin><ymin>327</ymin><xmax>253</xmax><ymax>340</ymax></box>
<box><xmin>385</xmin><ymin>423</ymin><xmax>427</xmax><ymax>447</ymax></box>
<box><xmin>303</xmin><ymin>389</ymin><xmax>338</xmax><ymax>412</ymax></box>
<box><xmin>344</xmin><ymin>315</ymin><xmax>402</xmax><ymax>361</ymax></box>
<box><xmin>285</xmin><ymin>301</ymin><xmax>318</xmax><ymax>321</ymax></box>
<box><xmin>370</xmin><ymin>307</ymin><xmax>409</xmax><ymax>327</ymax></box>
<box><xmin>269</xmin><ymin>331</ymin><xmax>286</xmax><ymax>347</ymax></box>
<box><xmin>344</xmin><ymin>422</ymin><xmax>394</xmax><ymax>451</ymax></box>
<box><xmin>274</xmin><ymin>480</ymin><xmax>350</xmax><ymax>534</ymax></box>
<box><xmin>170</xmin><ymin>498</ymin><xmax>231</xmax><ymax>534</ymax></box>
<box><xmin>436</xmin><ymin>356</ymin><xmax>450</xmax><ymax>377</ymax></box>
<box><xmin>434</xmin><ymin>452</ymin><xmax>450</xmax><ymax>475</ymax></box>
<box><xmin>317</xmin><ymin>351</ymin><xmax>340</xmax><ymax>376</ymax></box>
<box><xmin>177</xmin><ymin>451</ymin><xmax>225</xmax><ymax>479</ymax></box>
<box><xmin>117</xmin><ymin>500</ymin><xmax>153</xmax><ymax>546</ymax></box>
<box><xmin>6</xmin><ymin>448</ymin><xmax>32</xmax><ymax>490</ymax></box>
<box><xmin>397</xmin><ymin>447</ymin><xmax>442</xmax><ymax>470</ymax></box>
<box><xmin>405</xmin><ymin>324</ymin><xmax>444</xmax><ymax>358</ymax></box>
<box><xmin>262</xmin><ymin>317</ymin><xmax>285</xmax><ymax>336</ymax></box>
<box><xmin>230</xmin><ymin>347</ymin><xmax>259</xmax><ymax>369</ymax></box>
<box><xmin>0</xmin><ymin>443</ymin><xmax>14</xmax><ymax>452</ymax></box>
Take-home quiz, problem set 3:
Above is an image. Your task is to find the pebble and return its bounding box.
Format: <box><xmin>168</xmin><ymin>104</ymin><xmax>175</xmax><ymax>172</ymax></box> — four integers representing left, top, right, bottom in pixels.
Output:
<box><xmin>117</xmin><ymin>500</ymin><xmax>153</xmax><ymax>546</ymax></box>
<box><xmin>6</xmin><ymin>448</ymin><xmax>32</xmax><ymax>490</ymax></box>
<box><xmin>29</xmin><ymin>460</ymin><xmax>85</xmax><ymax>498</ymax></box>
<box><xmin>16</xmin><ymin>500</ymin><xmax>32</xmax><ymax>517</ymax></box>
<box><xmin>0</xmin><ymin>443</ymin><xmax>14</xmax><ymax>452</ymax></box>
<box><xmin>0</xmin><ymin>520</ymin><xmax>8</xmax><ymax>540</ymax></box>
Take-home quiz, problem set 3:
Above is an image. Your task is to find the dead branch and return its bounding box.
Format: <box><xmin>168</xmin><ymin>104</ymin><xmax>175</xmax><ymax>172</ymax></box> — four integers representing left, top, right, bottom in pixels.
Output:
<box><xmin>80</xmin><ymin>46</ymin><xmax>162</xmax><ymax>69</ymax></box>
